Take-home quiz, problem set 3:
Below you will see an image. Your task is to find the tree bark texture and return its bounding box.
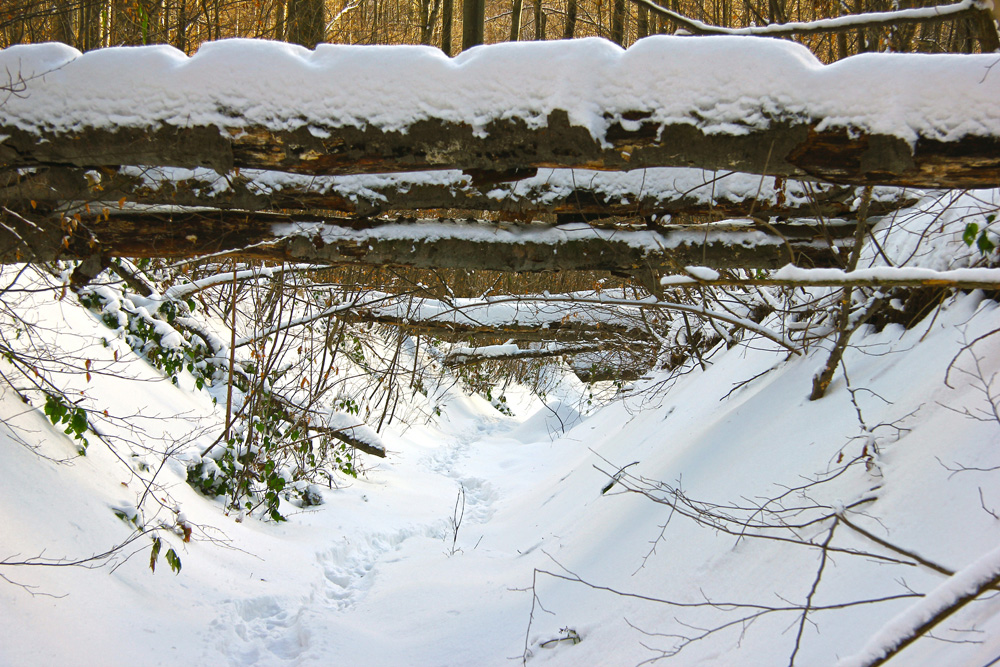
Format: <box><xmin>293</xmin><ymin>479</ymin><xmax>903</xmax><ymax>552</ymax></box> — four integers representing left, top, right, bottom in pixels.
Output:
<box><xmin>2</xmin><ymin>113</ymin><xmax>998</xmax><ymax>189</ymax></box>
<box><xmin>286</xmin><ymin>0</ymin><xmax>325</xmax><ymax>48</ymax></box>
<box><xmin>462</xmin><ymin>0</ymin><xmax>485</xmax><ymax>48</ymax></box>
<box><xmin>0</xmin><ymin>167</ymin><xmax>913</xmax><ymax>221</ymax></box>
<box><xmin>0</xmin><ymin>210</ymin><xmax>860</xmax><ymax>273</ymax></box>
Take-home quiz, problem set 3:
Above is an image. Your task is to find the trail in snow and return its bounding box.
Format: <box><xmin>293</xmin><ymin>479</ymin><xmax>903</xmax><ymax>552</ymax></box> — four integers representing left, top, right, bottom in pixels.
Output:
<box><xmin>204</xmin><ymin>395</ymin><xmax>555</xmax><ymax>665</ymax></box>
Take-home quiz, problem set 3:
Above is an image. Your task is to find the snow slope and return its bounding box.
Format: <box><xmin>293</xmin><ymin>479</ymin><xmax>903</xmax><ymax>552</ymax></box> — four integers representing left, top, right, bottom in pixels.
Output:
<box><xmin>4</xmin><ymin>256</ymin><xmax>1000</xmax><ymax>666</ymax></box>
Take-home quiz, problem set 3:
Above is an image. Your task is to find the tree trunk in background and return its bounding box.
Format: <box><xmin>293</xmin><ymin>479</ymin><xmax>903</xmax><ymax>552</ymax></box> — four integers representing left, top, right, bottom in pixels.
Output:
<box><xmin>175</xmin><ymin>0</ymin><xmax>190</xmax><ymax>51</ymax></box>
<box><xmin>611</xmin><ymin>0</ymin><xmax>625</xmax><ymax>44</ymax></box>
<box><xmin>78</xmin><ymin>0</ymin><xmax>101</xmax><ymax>51</ymax></box>
<box><xmin>462</xmin><ymin>0</ymin><xmax>485</xmax><ymax>49</ymax></box>
<box><xmin>422</xmin><ymin>0</ymin><xmax>442</xmax><ymax>43</ymax></box>
<box><xmin>287</xmin><ymin>0</ymin><xmax>325</xmax><ymax>47</ymax></box>
<box><xmin>637</xmin><ymin>5</ymin><xmax>648</xmax><ymax>39</ymax></box>
<box><xmin>767</xmin><ymin>0</ymin><xmax>786</xmax><ymax>24</ymax></box>
<box><xmin>973</xmin><ymin>9</ymin><xmax>1000</xmax><ymax>51</ymax></box>
<box><xmin>563</xmin><ymin>0</ymin><xmax>577</xmax><ymax>38</ymax></box>
<box><xmin>441</xmin><ymin>0</ymin><xmax>454</xmax><ymax>54</ymax></box>
<box><xmin>51</xmin><ymin>1</ymin><xmax>73</xmax><ymax>45</ymax></box>
<box><xmin>855</xmin><ymin>0</ymin><xmax>869</xmax><ymax>52</ymax></box>
<box><xmin>533</xmin><ymin>0</ymin><xmax>546</xmax><ymax>39</ymax></box>
<box><xmin>420</xmin><ymin>0</ymin><xmax>433</xmax><ymax>42</ymax></box>
<box><xmin>274</xmin><ymin>0</ymin><xmax>286</xmax><ymax>40</ymax></box>
<box><xmin>510</xmin><ymin>0</ymin><xmax>524</xmax><ymax>40</ymax></box>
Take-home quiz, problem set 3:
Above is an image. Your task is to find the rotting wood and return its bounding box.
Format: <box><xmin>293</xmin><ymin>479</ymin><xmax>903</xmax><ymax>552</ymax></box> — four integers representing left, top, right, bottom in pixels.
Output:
<box><xmin>443</xmin><ymin>342</ymin><xmax>618</xmax><ymax>366</ymax></box>
<box><xmin>336</xmin><ymin>309</ymin><xmax>656</xmax><ymax>344</ymax></box>
<box><xmin>3</xmin><ymin>112</ymin><xmax>999</xmax><ymax>188</ymax></box>
<box><xmin>0</xmin><ymin>166</ymin><xmax>915</xmax><ymax>221</ymax></box>
<box><xmin>0</xmin><ymin>209</ymin><xmax>863</xmax><ymax>273</ymax></box>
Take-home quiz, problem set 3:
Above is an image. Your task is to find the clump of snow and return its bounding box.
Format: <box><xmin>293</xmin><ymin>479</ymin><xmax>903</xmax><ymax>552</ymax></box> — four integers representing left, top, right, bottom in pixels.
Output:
<box><xmin>326</xmin><ymin>410</ymin><xmax>385</xmax><ymax>453</ymax></box>
<box><xmin>684</xmin><ymin>266</ymin><xmax>721</xmax><ymax>281</ymax></box>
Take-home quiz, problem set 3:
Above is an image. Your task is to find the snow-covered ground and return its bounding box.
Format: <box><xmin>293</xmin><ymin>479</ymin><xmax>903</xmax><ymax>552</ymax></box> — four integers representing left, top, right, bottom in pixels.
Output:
<box><xmin>4</xmin><ymin>218</ymin><xmax>1000</xmax><ymax>667</ymax></box>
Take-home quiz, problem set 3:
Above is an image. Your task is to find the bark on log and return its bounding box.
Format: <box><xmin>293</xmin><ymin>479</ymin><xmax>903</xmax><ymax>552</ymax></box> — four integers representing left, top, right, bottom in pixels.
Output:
<box><xmin>443</xmin><ymin>342</ymin><xmax>621</xmax><ymax>365</ymax></box>
<box><xmin>0</xmin><ymin>166</ymin><xmax>914</xmax><ymax>221</ymax></box>
<box><xmin>0</xmin><ymin>209</ymin><xmax>863</xmax><ymax>273</ymax></box>
<box><xmin>339</xmin><ymin>309</ymin><xmax>655</xmax><ymax>343</ymax></box>
<box><xmin>2</xmin><ymin>112</ymin><xmax>999</xmax><ymax>188</ymax></box>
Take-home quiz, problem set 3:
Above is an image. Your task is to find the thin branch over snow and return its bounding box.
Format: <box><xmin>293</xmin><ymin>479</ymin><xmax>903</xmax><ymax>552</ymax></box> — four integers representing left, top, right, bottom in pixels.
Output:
<box><xmin>836</xmin><ymin>541</ymin><xmax>1000</xmax><ymax>667</ymax></box>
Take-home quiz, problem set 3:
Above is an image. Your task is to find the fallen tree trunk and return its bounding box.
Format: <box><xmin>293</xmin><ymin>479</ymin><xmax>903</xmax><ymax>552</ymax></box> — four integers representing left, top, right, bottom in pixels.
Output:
<box><xmin>443</xmin><ymin>342</ymin><xmax>615</xmax><ymax>365</ymax></box>
<box><xmin>3</xmin><ymin>114</ymin><xmax>998</xmax><ymax>189</ymax></box>
<box><xmin>338</xmin><ymin>306</ymin><xmax>656</xmax><ymax>344</ymax></box>
<box><xmin>1</xmin><ymin>41</ymin><xmax>998</xmax><ymax>189</ymax></box>
<box><xmin>0</xmin><ymin>209</ymin><xmax>864</xmax><ymax>273</ymax></box>
<box><xmin>0</xmin><ymin>166</ymin><xmax>913</xmax><ymax>221</ymax></box>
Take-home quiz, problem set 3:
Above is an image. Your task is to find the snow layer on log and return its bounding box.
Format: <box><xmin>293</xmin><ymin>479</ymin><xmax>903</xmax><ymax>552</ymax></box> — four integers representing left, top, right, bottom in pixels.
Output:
<box><xmin>274</xmin><ymin>218</ymin><xmax>789</xmax><ymax>250</ymax></box>
<box><xmin>1</xmin><ymin>37</ymin><xmax>998</xmax><ymax>145</ymax></box>
<box><xmin>119</xmin><ymin>166</ymin><xmax>858</xmax><ymax>209</ymax></box>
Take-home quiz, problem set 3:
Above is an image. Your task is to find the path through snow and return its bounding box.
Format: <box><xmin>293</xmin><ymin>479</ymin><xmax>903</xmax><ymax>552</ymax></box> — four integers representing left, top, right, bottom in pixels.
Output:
<box><xmin>204</xmin><ymin>393</ymin><xmax>561</xmax><ymax>665</ymax></box>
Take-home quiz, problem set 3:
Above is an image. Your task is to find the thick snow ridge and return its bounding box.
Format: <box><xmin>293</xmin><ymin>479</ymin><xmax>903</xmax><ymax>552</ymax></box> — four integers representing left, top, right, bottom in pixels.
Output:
<box><xmin>1</xmin><ymin>37</ymin><xmax>998</xmax><ymax>143</ymax></box>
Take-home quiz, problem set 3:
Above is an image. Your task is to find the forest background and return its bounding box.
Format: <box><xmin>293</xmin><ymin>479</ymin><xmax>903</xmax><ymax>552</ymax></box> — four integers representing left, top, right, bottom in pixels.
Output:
<box><xmin>2</xmin><ymin>0</ymin><xmax>998</xmax><ymax>62</ymax></box>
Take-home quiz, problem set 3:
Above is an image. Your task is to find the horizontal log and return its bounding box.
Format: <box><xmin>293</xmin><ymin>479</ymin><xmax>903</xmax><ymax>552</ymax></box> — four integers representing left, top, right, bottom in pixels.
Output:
<box><xmin>344</xmin><ymin>311</ymin><xmax>651</xmax><ymax>343</ymax></box>
<box><xmin>0</xmin><ymin>209</ymin><xmax>862</xmax><ymax>273</ymax></box>
<box><xmin>4</xmin><ymin>115</ymin><xmax>998</xmax><ymax>190</ymax></box>
<box><xmin>0</xmin><ymin>167</ymin><xmax>913</xmax><ymax>221</ymax></box>
<box><xmin>310</xmin><ymin>289</ymin><xmax>661</xmax><ymax>343</ymax></box>
<box><xmin>443</xmin><ymin>342</ymin><xmax>629</xmax><ymax>365</ymax></box>
<box><xmin>1</xmin><ymin>41</ymin><xmax>998</xmax><ymax>188</ymax></box>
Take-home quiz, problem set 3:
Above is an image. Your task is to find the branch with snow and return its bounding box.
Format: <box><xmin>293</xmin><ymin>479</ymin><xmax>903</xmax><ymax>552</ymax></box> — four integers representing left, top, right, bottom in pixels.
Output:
<box><xmin>660</xmin><ymin>265</ymin><xmax>1000</xmax><ymax>290</ymax></box>
<box><xmin>164</xmin><ymin>263</ymin><xmax>318</xmax><ymax>300</ymax></box>
<box><xmin>836</xmin><ymin>541</ymin><xmax>1000</xmax><ymax>667</ymax></box>
<box><xmin>634</xmin><ymin>0</ymin><xmax>993</xmax><ymax>38</ymax></box>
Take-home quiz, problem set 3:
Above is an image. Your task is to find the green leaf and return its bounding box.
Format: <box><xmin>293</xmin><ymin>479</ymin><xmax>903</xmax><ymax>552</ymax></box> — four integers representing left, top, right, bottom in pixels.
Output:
<box><xmin>165</xmin><ymin>548</ymin><xmax>182</xmax><ymax>575</ymax></box>
<box><xmin>70</xmin><ymin>409</ymin><xmax>88</xmax><ymax>436</ymax></box>
<box><xmin>149</xmin><ymin>536</ymin><xmax>161</xmax><ymax>573</ymax></box>
<box><xmin>978</xmin><ymin>231</ymin><xmax>996</xmax><ymax>255</ymax></box>
<box><xmin>964</xmin><ymin>222</ymin><xmax>980</xmax><ymax>246</ymax></box>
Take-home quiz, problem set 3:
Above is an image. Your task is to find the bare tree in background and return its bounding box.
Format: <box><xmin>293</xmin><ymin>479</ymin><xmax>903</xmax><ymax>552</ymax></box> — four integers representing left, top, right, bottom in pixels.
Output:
<box><xmin>287</xmin><ymin>0</ymin><xmax>325</xmax><ymax>47</ymax></box>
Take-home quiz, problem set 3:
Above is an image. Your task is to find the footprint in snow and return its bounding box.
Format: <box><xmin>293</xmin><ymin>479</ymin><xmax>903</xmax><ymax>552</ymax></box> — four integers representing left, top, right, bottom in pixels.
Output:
<box><xmin>208</xmin><ymin>595</ymin><xmax>311</xmax><ymax>664</ymax></box>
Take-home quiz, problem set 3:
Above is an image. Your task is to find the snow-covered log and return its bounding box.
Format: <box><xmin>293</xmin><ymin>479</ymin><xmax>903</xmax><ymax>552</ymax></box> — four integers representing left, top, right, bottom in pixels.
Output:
<box><xmin>443</xmin><ymin>342</ymin><xmax>612</xmax><ymax>366</ymax></box>
<box><xmin>0</xmin><ymin>211</ymin><xmax>860</xmax><ymax>273</ymax></box>
<box><xmin>1</xmin><ymin>40</ymin><xmax>998</xmax><ymax>188</ymax></box>
<box><xmin>0</xmin><ymin>166</ymin><xmax>911</xmax><ymax>221</ymax></box>
<box><xmin>339</xmin><ymin>304</ymin><xmax>657</xmax><ymax>344</ymax></box>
